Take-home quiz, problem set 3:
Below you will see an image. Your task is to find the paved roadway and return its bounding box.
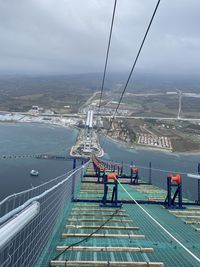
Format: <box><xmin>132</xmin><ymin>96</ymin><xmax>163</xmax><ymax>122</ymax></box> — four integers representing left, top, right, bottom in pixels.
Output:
<box><xmin>1</xmin><ymin>110</ymin><xmax>200</xmax><ymax>122</ymax></box>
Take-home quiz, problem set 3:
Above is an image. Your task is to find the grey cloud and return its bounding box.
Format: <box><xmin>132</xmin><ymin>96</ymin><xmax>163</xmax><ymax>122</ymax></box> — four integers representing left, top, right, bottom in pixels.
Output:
<box><xmin>0</xmin><ymin>0</ymin><xmax>200</xmax><ymax>75</ymax></box>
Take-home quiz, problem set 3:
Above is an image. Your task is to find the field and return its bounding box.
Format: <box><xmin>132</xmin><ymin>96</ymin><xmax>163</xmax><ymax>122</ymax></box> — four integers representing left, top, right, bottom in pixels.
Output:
<box><xmin>0</xmin><ymin>75</ymin><xmax>95</xmax><ymax>113</ymax></box>
<box><xmin>122</xmin><ymin>93</ymin><xmax>179</xmax><ymax>117</ymax></box>
<box><xmin>102</xmin><ymin>92</ymin><xmax>200</xmax><ymax>119</ymax></box>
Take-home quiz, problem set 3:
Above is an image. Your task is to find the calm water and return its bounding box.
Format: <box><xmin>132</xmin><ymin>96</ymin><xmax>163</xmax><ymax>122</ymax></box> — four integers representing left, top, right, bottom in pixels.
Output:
<box><xmin>0</xmin><ymin>123</ymin><xmax>199</xmax><ymax>201</ymax></box>
<box><xmin>0</xmin><ymin>123</ymin><xmax>78</xmax><ymax>200</ymax></box>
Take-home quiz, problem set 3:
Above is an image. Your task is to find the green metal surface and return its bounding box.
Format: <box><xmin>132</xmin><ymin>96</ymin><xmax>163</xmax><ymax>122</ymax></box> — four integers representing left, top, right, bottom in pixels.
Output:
<box><xmin>38</xmin><ymin>164</ymin><xmax>200</xmax><ymax>267</ymax></box>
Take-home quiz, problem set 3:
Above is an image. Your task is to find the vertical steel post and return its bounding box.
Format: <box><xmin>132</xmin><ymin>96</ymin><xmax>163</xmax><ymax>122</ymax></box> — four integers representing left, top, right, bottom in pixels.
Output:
<box><xmin>149</xmin><ymin>162</ymin><xmax>152</xmax><ymax>184</ymax></box>
<box><xmin>72</xmin><ymin>158</ymin><xmax>76</xmax><ymax>201</ymax></box>
<box><xmin>115</xmin><ymin>179</ymin><xmax>118</xmax><ymax>206</ymax></box>
<box><xmin>198</xmin><ymin>163</ymin><xmax>200</xmax><ymax>174</ymax></box>
<box><xmin>73</xmin><ymin>158</ymin><xmax>76</xmax><ymax>169</ymax></box>
<box><xmin>135</xmin><ymin>171</ymin><xmax>139</xmax><ymax>185</ymax></box>
<box><xmin>102</xmin><ymin>174</ymin><xmax>107</xmax><ymax>205</ymax></box>
<box><xmin>197</xmin><ymin>163</ymin><xmax>200</xmax><ymax>203</ymax></box>
<box><xmin>130</xmin><ymin>167</ymin><xmax>133</xmax><ymax>184</ymax></box>
<box><xmin>167</xmin><ymin>176</ymin><xmax>171</xmax><ymax>208</ymax></box>
<box><xmin>178</xmin><ymin>184</ymin><xmax>182</xmax><ymax>208</ymax></box>
<box><xmin>198</xmin><ymin>179</ymin><xmax>200</xmax><ymax>204</ymax></box>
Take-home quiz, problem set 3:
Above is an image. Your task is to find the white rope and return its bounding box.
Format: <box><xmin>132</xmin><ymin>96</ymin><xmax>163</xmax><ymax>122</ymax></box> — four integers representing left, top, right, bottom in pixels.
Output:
<box><xmin>107</xmin><ymin>160</ymin><xmax>196</xmax><ymax>176</ymax></box>
<box><xmin>122</xmin><ymin>162</ymin><xmax>195</xmax><ymax>176</ymax></box>
<box><xmin>118</xmin><ymin>180</ymin><xmax>200</xmax><ymax>264</ymax></box>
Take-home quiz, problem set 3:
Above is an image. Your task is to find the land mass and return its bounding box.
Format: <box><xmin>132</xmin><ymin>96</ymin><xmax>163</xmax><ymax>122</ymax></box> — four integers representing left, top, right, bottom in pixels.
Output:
<box><xmin>0</xmin><ymin>73</ymin><xmax>200</xmax><ymax>153</ymax></box>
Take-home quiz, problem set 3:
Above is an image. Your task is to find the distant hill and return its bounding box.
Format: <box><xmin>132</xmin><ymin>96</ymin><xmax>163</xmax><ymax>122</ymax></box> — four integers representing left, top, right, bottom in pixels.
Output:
<box><xmin>0</xmin><ymin>72</ymin><xmax>199</xmax><ymax>95</ymax></box>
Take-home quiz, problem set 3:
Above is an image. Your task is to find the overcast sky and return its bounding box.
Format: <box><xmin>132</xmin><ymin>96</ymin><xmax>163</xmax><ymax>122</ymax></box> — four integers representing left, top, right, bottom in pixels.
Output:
<box><xmin>0</xmin><ymin>0</ymin><xmax>199</xmax><ymax>75</ymax></box>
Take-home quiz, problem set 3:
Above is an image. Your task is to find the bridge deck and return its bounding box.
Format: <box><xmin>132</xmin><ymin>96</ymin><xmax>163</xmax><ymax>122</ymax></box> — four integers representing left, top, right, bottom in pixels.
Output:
<box><xmin>38</xmin><ymin>162</ymin><xmax>200</xmax><ymax>267</ymax></box>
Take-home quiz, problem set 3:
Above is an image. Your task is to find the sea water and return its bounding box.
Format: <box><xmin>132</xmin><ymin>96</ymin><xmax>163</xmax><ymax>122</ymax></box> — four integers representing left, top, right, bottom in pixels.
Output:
<box><xmin>100</xmin><ymin>137</ymin><xmax>200</xmax><ymax>201</ymax></box>
<box><xmin>0</xmin><ymin>123</ymin><xmax>78</xmax><ymax>200</ymax></box>
<box><xmin>0</xmin><ymin>123</ymin><xmax>199</xmax><ymax>201</ymax></box>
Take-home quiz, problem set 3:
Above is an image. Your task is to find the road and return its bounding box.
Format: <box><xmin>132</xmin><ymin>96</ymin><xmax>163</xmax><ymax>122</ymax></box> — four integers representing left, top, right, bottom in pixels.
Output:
<box><xmin>1</xmin><ymin>110</ymin><xmax>200</xmax><ymax>122</ymax></box>
<box><xmin>99</xmin><ymin>114</ymin><xmax>200</xmax><ymax>122</ymax></box>
<box><xmin>79</xmin><ymin>90</ymin><xmax>100</xmax><ymax>113</ymax></box>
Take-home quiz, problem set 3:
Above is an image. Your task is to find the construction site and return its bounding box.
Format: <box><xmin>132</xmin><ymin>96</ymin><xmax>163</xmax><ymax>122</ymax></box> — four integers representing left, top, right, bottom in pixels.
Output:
<box><xmin>34</xmin><ymin>157</ymin><xmax>200</xmax><ymax>267</ymax></box>
<box><xmin>70</xmin><ymin>110</ymin><xmax>103</xmax><ymax>158</ymax></box>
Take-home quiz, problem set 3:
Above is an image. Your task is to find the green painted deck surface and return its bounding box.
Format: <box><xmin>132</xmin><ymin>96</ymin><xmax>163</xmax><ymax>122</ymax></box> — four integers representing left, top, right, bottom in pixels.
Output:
<box><xmin>38</xmin><ymin>163</ymin><xmax>200</xmax><ymax>267</ymax></box>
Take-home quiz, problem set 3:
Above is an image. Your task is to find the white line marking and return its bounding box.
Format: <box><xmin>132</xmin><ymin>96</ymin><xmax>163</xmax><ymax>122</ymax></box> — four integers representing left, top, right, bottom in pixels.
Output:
<box><xmin>118</xmin><ymin>180</ymin><xmax>200</xmax><ymax>264</ymax></box>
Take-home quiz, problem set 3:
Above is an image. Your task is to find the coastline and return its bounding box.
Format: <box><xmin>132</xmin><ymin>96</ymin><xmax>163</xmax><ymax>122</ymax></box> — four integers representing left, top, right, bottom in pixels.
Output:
<box><xmin>102</xmin><ymin>134</ymin><xmax>172</xmax><ymax>153</ymax></box>
<box><xmin>0</xmin><ymin>118</ymin><xmax>105</xmax><ymax>158</ymax></box>
<box><xmin>102</xmin><ymin>134</ymin><xmax>200</xmax><ymax>155</ymax></box>
<box><xmin>1</xmin><ymin>119</ymin><xmax>200</xmax><ymax>155</ymax></box>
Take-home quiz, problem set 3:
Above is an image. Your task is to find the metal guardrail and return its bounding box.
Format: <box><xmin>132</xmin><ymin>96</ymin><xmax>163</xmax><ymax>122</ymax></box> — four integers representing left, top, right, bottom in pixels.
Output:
<box><xmin>0</xmin><ymin>168</ymin><xmax>77</xmax><ymax>218</ymax></box>
<box><xmin>0</xmin><ymin>161</ymin><xmax>89</xmax><ymax>267</ymax></box>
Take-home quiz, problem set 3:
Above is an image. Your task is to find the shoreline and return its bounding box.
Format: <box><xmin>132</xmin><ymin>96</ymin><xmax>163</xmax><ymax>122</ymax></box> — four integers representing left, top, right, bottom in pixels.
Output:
<box><xmin>102</xmin><ymin>135</ymin><xmax>172</xmax><ymax>153</ymax></box>
<box><xmin>0</xmin><ymin>119</ymin><xmax>105</xmax><ymax>158</ymax></box>
<box><xmin>1</xmin><ymin>120</ymin><xmax>200</xmax><ymax>155</ymax></box>
<box><xmin>102</xmin><ymin>134</ymin><xmax>200</xmax><ymax>155</ymax></box>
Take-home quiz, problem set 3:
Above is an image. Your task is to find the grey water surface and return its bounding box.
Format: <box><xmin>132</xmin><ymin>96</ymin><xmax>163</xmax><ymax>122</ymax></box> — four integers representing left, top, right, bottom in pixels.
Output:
<box><xmin>0</xmin><ymin>123</ymin><xmax>199</xmax><ymax>202</ymax></box>
<box><xmin>101</xmin><ymin>137</ymin><xmax>200</xmax><ymax>201</ymax></box>
<box><xmin>0</xmin><ymin>123</ymin><xmax>78</xmax><ymax>200</ymax></box>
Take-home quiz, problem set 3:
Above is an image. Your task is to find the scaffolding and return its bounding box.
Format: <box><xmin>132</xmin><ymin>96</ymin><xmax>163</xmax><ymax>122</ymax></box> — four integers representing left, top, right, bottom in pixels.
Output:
<box><xmin>1</xmin><ymin>159</ymin><xmax>200</xmax><ymax>267</ymax></box>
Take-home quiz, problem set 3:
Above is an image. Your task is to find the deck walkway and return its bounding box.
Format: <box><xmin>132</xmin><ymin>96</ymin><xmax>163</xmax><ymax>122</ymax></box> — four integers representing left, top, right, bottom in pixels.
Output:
<box><xmin>39</xmin><ymin>161</ymin><xmax>200</xmax><ymax>267</ymax></box>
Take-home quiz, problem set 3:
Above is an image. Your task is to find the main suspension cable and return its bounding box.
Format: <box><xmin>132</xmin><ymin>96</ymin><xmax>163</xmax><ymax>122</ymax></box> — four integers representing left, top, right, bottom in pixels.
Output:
<box><xmin>112</xmin><ymin>0</ymin><xmax>161</xmax><ymax>118</ymax></box>
<box><xmin>97</xmin><ymin>0</ymin><xmax>118</xmax><ymax>120</ymax></box>
<box><xmin>101</xmin><ymin>0</ymin><xmax>161</xmax><ymax>145</ymax></box>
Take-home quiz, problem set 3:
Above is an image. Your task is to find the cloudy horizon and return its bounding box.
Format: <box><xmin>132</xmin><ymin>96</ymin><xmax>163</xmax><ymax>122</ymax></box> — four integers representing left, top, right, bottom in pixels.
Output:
<box><xmin>0</xmin><ymin>0</ymin><xmax>200</xmax><ymax>76</ymax></box>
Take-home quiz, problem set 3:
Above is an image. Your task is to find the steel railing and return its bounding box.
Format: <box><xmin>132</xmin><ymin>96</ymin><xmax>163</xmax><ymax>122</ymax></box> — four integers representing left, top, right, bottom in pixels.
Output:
<box><xmin>0</xmin><ymin>160</ymin><xmax>89</xmax><ymax>267</ymax></box>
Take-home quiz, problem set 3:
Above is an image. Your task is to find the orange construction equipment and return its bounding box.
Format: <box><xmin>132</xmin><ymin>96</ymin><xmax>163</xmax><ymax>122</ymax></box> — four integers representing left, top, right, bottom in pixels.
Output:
<box><xmin>107</xmin><ymin>173</ymin><xmax>117</xmax><ymax>181</ymax></box>
<box><xmin>100</xmin><ymin>172</ymin><xmax>121</xmax><ymax>208</ymax></box>
<box><xmin>165</xmin><ymin>173</ymin><xmax>182</xmax><ymax>209</ymax></box>
<box><xmin>130</xmin><ymin>166</ymin><xmax>139</xmax><ymax>184</ymax></box>
<box><xmin>171</xmin><ymin>174</ymin><xmax>181</xmax><ymax>185</ymax></box>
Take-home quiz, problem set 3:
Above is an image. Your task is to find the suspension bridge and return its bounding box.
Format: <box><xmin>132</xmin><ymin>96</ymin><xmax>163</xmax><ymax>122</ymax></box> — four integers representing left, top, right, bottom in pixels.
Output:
<box><xmin>1</xmin><ymin>156</ymin><xmax>200</xmax><ymax>266</ymax></box>
<box><xmin>1</xmin><ymin>0</ymin><xmax>200</xmax><ymax>266</ymax></box>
